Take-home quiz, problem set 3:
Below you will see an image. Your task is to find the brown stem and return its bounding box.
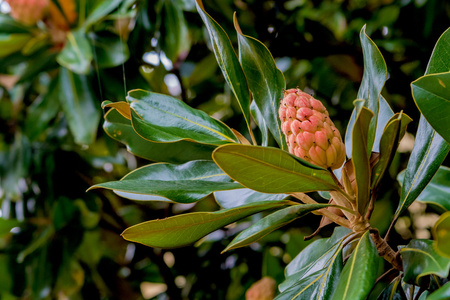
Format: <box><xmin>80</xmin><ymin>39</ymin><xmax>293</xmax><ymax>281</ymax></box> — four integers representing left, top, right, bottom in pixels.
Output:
<box><xmin>370</xmin><ymin>228</ymin><xmax>402</xmax><ymax>271</ymax></box>
<box><xmin>291</xmin><ymin>192</ymin><xmax>351</xmax><ymax>228</ymax></box>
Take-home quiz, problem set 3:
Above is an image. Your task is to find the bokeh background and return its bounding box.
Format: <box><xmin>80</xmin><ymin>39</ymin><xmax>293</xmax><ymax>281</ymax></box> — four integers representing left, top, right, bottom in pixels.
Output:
<box><xmin>0</xmin><ymin>0</ymin><xmax>449</xmax><ymax>299</ymax></box>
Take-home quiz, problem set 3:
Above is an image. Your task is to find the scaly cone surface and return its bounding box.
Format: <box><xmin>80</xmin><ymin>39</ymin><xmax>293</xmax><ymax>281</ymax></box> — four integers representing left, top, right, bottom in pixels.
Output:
<box><xmin>279</xmin><ymin>88</ymin><xmax>346</xmax><ymax>170</ymax></box>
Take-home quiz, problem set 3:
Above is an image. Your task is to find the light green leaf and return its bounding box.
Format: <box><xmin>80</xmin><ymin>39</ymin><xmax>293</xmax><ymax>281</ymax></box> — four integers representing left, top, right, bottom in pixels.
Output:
<box><xmin>58</xmin><ymin>67</ymin><xmax>100</xmax><ymax>145</ymax></box>
<box><xmin>412</xmin><ymin>71</ymin><xmax>450</xmax><ymax>144</ymax></box>
<box><xmin>331</xmin><ymin>231</ymin><xmax>382</xmax><ymax>300</ymax></box>
<box><xmin>196</xmin><ymin>0</ymin><xmax>253</xmax><ymax>139</ymax></box>
<box><xmin>426</xmin><ymin>281</ymin><xmax>450</xmax><ymax>300</ymax></box>
<box><xmin>121</xmin><ymin>200</ymin><xmax>292</xmax><ymax>248</ymax></box>
<box><xmin>57</xmin><ymin>30</ymin><xmax>93</xmax><ymax>74</ymax></box>
<box><xmin>104</xmin><ymin>108</ymin><xmax>215</xmax><ymax>163</ymax></box>
<box><xmin>433</xmin><ymin>211</ymin><xmax>450</xmax><ymax>258</ymax></box>
<box><xmin>400</xmin><ymin>239</ymin><xmax>450</xmax><ymax>284</ymax></box>
<box><xmin>234</xmin><ymin>15</ymin><xmax>287</xmax><ymax>150</ymax></box>
<box><xmin>214</xmin><ymin>188</ymin><xmax>288</xmax><ymax>209</ymax></box>
<box><xmin>127</xmin><ymin>89</ymin><xmax>237</xmax><ymax>145</ymax></box>
<box><xmin>0</xmin><ymin>33</ymin><xmax>31</xmax><ymax>58</ymax></box>
<box><xmin>224</xmin><ymin>204</ymin><xmax>330</xmax><ymax>252</ymax></box>
<box><xmin>213</xmin><ymin>144</ymin><xmax>340</xmax><ymax>194</ymax></box>
<box><xmin>82</xmin><ymin>0</ymin><xmax>123</xmax><ymax>30</ymax></box>
<box><xmin>90</xmin><ymin>160</ymin><xmax>238</xmax><ymax>203</ymax></box>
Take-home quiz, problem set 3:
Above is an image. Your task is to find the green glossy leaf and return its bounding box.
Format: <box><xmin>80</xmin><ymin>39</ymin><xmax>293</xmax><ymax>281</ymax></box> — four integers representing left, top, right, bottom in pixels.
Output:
<box><xmin>412</xmin><ymin>72</ymin><xmax>450</xmax><ymax>144</ymax></box>
<box><xmin>213</xmin><ymin>144</ymin><xmax>340</xmax><ymax>194</ymax></box>
<box><xmin>91</xmin><ymin>35</ymin><xmax>129</xmax><ymax>68</ymax></box>
<box><xmin>352</xmin><ymin>106</ymin><xmax>374</xmax><ymax>215</ymax></box>
<box><xmin>196</xmin><ymin>0</ymin><xmax>253</xmax><ymax>138</ymax></box>
<box><xmin>426</xmin><ymin>281</ymin><xmax>450</xmax><ymax>300</ymax></box>
<box><xmin>25</xmin><ymin>78</ymin><xmax>60</xmax><ymax>140</ymax></box>
<box><xmin>121</xmin><ymin>200</ymin><xmax>292</xmax><ymax>248</ymax></box>
<box><xmin>82</xmin><ymin>0</ymin><xmax>123</xmax><ymax>30</ymax></box>
<box><xmin>433</xmin><ymin>211</ymin><xmax>450</xmax><ymax>258</ymax></box>
<box><xmin>331</xmin><ymin>231</ymin><xmax>382</xmax><ymax>300</ymax></box>
<box><xmin>234</xmin><ymin>15</ymin><xmax>287</xmax><ymax>150</ymax></box>
<box><xmin>250</xmin><ymin>101</ymin><xmax>269</xmax><ymax>147</ymax></box>
<box><xmin>57</xmin><ymin>30</ymin><xmax>93</xmax><ymax>74</ymax></box>
<box><xmin>127</xmin><ymin>89</ymin><xmax>237</xmax><ymax>145</ymax></box>
<box><xmin>161</xmin><ymin>0</ymin><xmax>190</xmax><ymax>61</ymax></box>
<box><xmin>90</xmin><ymin>160</ymin><xmax>237</xmax><ymax>203</ymax></box>
<box><xmin>276</xmin><ymin>254</ymin><xmax>343</xmax><ymax>300</ymax></box>
<box><xmin>372</xmin><ymin>112</ymin><xmax>412</xmax><ymax>189</ymax></box>
<box><xmin>58</xmin><ymin>67</ymin><xmax>100</xmax><ymax>145</ymax></box>
<box><xmin>224</xmin><ymin>204</ymin><xmax>330</xmax><ymax>252</ymax></box>
<box><xmin>0</xmin><ymin>14</ymin><xmax>32</xmax><ymax>33</ymax></box>
<box><xmin>285</xmin><ymin>226</ymin><xmax>351</xmax><ymax>277</ymax></box>
<box><xmin>214</xmin><ymin>188</ymin><xmax>288</xmax><ymax>209</ymax></box>
<box><xmin>377</xmin><ymin>277</ymin><xmax>407</xmax><ymax>300</ymax></box>
<box><xmin>398</xmin><ymin>166</ymin><xmax>450</xmax><ymax>211</ymax></box>
<box><xmin>0</xmin><ymin>33</ymin><xmax>31</xmax><ymax>58</ymax></box>
<box><xmin>400</xmin><ymin>239</ymin><xmax>450</xmax><ymax>284</ymax></box>
<box><xmin>104</xmin><ymin>108</ymin><xmax>215</xmax><ymax>163</ymax></box>
<box><xmin>396</xmin><ymin>27</ymin><xmax>450</xmax><ymax>218</ymax></box>
<box><xmin>345</xmin><ymin>25</ymin><xmax>388</xmax><ymax>156</ymax></box>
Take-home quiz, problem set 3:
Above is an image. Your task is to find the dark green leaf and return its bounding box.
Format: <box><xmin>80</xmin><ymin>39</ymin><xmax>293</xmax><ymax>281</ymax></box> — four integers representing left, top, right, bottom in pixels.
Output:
<box><xmin>412</xmin><ymin>72</ymin><xmax>450</xmax><ymax>144</ymax></box>
<box><xmin>224</xmin><ymin>204</ymin><xmax>330</xmax><ymax>252</ymax></box>
<box><xmin>213</xmin><ymin>144</ymin><xmax>340</xmax><ymax>194</ymax></box>
<box><xmin>196</xmin><ymin>0</ymin><xmax>253</xmax><ymax>138</ymax></box>
<box><xmin>234</xmin><ymin>15</ymin><xmax>287</xmax><ymax>150</ymax></box>
<box><xmin>58</xmin><ymin>67</ymin><xmax>100</xmax><ymax>145</ymax></box>
<box><xmin>0</xmin><ymin>33</ymin><xmax>31</xmax><ymax>58</ymax></box>
<box><xmin>0</xmin><ymin>14</ymin><xmax>32</xmax><ymax>33</ymax></box>
<box><xmin>285</xmin><ymin>226</ymin><xmax>351</xmax><ymax>278</ymax></box>
<box><xmin>398</xmin><ymin>166</ymin><xmax>450</xmax><ymax>211</ymax></box>
<box><xmin>372</xmin><ymin>112</ymin><xmax>412</xmax><ymax>189</ymax></box>
<box><xmin>377</xmin><ymin>277</ymin><xmax>407</xmax><ymax>300</ymax></box>
<box><xmin>401</xmin><ymin>239</ymin><xmax>450</xmax><ymax>284</ymax></box>
<box><xmin>352</xmin><ymin>106</ymin><xmax>374</xmax><ymax>215</ymax></box>
<box><xmin>25</xmin><ymin>78</ymin><xmax>60</xmax><ymax>140</ymax></box>
<box><xmin>104</xmin><ymin>108</ymin><xmax>215</xmax><ymax>163</ymax></box>
<box><xmin>90</xmin><ymin>160</ymin><xmax>238</xmax><ymax>203</ymax></box>
<box><xmin>161</xmin><ymin>0</ymin><xmax>190</xmax><ymax>61</ymax></box>
<box><xmin>214</xmin><ymin>188</ymin><xmax>288</xmax><ymax>209</ymax></box>
<box><xmin>0</xmin><ymin>218</ymin><xmax>21</xmax><ymax>237</ymax></box>
<box><xmin>433</xmin><ymin>211</ymin><xmax>450</xmax><ymax>258</ymax></box>
<box><xmin>127</xmin><ymin>89</ymin><xmax>237</xmax><ymax>145</ymax></box>
<box><xmin>121</xmin><ymin>200</ymin><xmax>292</xmax><ymax>248</ymax></box>
<box><xmin>372</xmin><ymin>96</ymin><xmax>395</xmax><ymax>154</ymax></box>
<box><xmin>345</xmin><ymin>25</ymin><xmax>388</xmax><ymax>156</ymax></box>
<box><xmin>91</xmin><ymin>35</ymin><xmax>129</xmax><ymax>68</ymax></box>
<box><xmin>331</xmin><ymin>231</ymin><xmax>382</xmax><ymax>300</ymax></box>
<box><xmin>396</xmin><ymin>27</ymin><xmax>450</xmax><ymax>218</ymax></box>
<box><xmin>57</xmin><ymin>30</ymin><xmax>93</xmax><ymax>74</ymax></box>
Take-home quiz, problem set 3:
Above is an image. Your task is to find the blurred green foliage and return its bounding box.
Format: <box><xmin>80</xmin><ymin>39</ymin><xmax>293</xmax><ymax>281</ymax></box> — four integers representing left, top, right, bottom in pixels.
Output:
<box><xmin>0</xmin><ymin>0</ymin><xmax>448</xmax><ymax>299</ymax></box>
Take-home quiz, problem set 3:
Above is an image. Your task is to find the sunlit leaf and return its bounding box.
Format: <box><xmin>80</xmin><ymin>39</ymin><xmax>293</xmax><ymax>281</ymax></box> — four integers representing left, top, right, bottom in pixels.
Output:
<box><xmin>57</xmin><ymin>30</ymin><xmax>93</xmax><ymax>75</ymax></box>
<box><xmin>214</xmin><ymin>188</ymin><xmax>288</xmax><ymax>209</ymax></box>
<box><xmin>432</xmin><ymin>211</ymin><xmax>450</xmax><ymax>258</ymax></box>
<box><xmin>127</xmin><ymin>89</ymin><xmax>237</xmax><ymax>145</ymax></box>
<box><xmin>213</xmin><ymin>144</ymin><xmax>340</xmax><ymax>194</ymax></box>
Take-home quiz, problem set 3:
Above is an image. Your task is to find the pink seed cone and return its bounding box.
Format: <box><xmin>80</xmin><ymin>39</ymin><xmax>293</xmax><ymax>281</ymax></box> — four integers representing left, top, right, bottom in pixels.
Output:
<box><xmin>279</xmin><ymin>88</ymin><xmax>346</xmax><ymax>169</ymax></box>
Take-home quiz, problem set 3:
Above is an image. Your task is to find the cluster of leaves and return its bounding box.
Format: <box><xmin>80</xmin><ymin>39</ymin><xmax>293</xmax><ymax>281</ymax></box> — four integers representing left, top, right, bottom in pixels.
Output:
<box><xmin>93</xmin><ymin>0</ymin><xmax>450</xmax><ymax>299</ymax></box>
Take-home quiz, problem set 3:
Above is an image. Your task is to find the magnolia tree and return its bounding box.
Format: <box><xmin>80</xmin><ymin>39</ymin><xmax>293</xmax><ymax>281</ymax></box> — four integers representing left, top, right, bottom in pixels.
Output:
<box><xmin>91</xmin><ymin>1</ymin><xmax>450</xmax><ymax>298</ymax></box>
